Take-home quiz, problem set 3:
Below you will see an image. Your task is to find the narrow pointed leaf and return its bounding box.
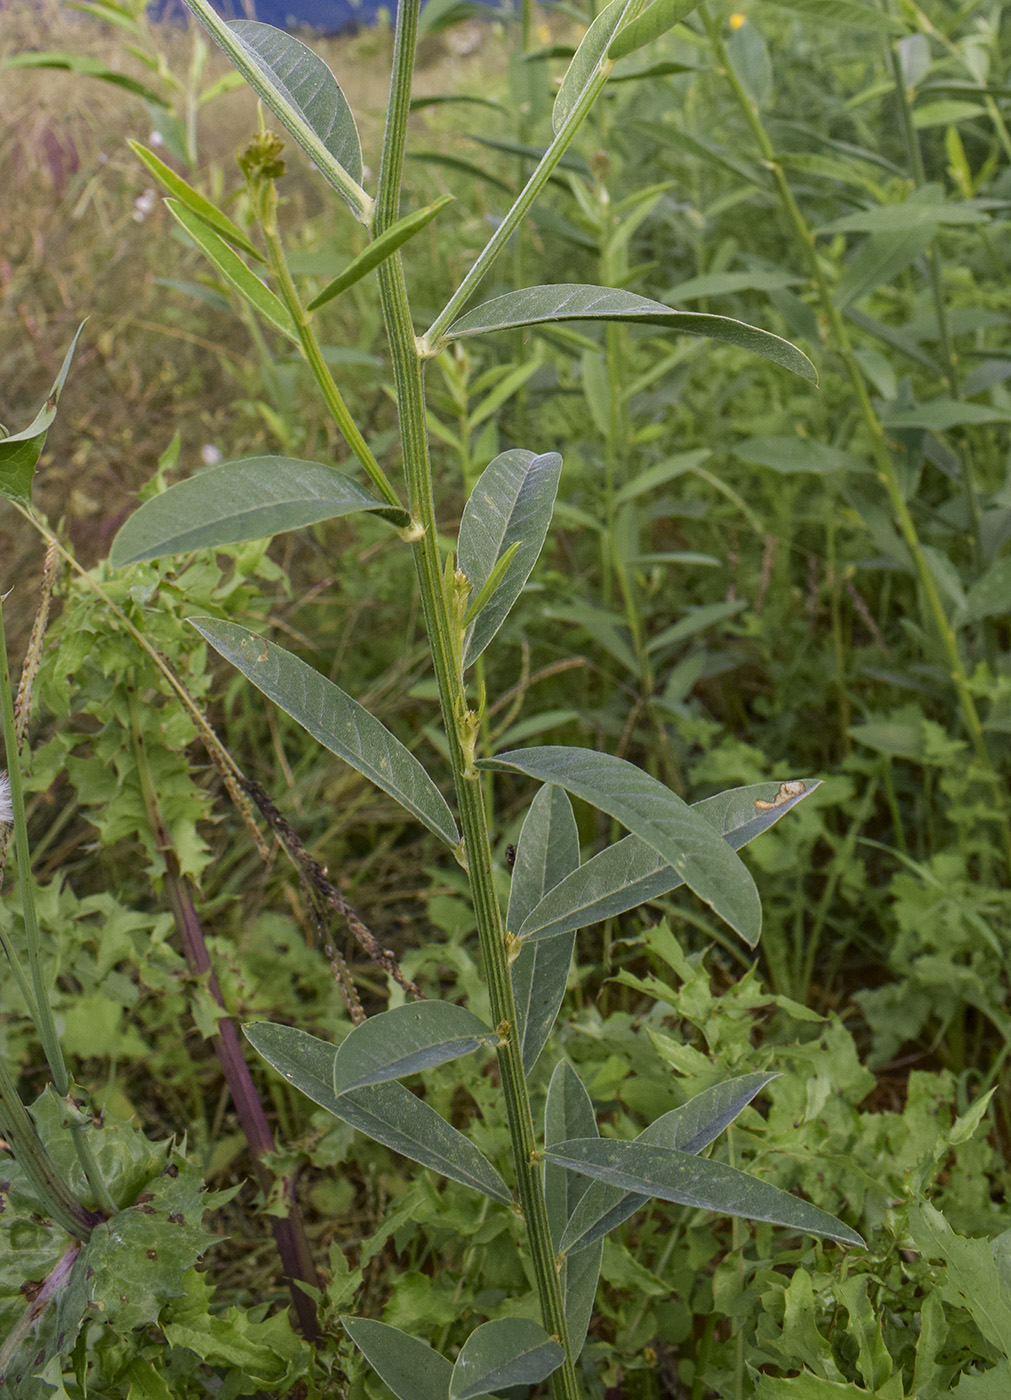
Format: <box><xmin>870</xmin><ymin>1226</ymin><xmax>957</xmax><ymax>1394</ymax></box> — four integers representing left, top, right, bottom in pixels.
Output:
<box><xmin>608</xmin><ymin>0</ymin><xmax>703</xmax><ymax>61</ymax></box>
<box><xmin>507</xmin><ymin>786</ymin><xmax>580</xmax><ymax>1073</ymax></box>
<box><xmin>0</xmin><ymin>324</ymin><xmax>84</xmax><ymax>504</ymax></box>
<box><xmin>444</xmin><ymin>286</ymin><xmax>815</xmax><ymax>382</ymax></box>
<box><xmin>244</xmin><ymin>1022</ymin><xmax>511</xmax><ymax>1203</ymax></box>
<box><xmin>342</xmin><ymin>1318</ymin><xmax>453</xmax><ymax>1400</ymax></box>
<box><xmin>518</xmin><ymin>780</ymin><xmax>816</xmax><ymax>944</ymax></box>
<box><xmin>110</xmin><ymin>457</ymin><xmax>407</xmax><ymax>566</ymax></box>
<box><xmin>561</xmin><ymin>1073</ymin><xmax>778</xmax><ymax>1254</ymax></box>
<box><xmin>459</xmin><ymin>450</ymin><xmax>563</xmax><ymax>668</ymax></box>
<box><xmin>332</xmin><ymin>1002</ymin><xmax>496</xmax><ymax>1094</ymax></box>
<box><xmin>546</xmin><ymin>1139</ymin><xmax>864</xmax><ymax>1248</ymax></box>
<box><xmin>4</xmin><ymin>50</ymin><xmax>168</xmax><ymax>106</ymax></box>
<box><xmin>553</xmin><ymin>0</ymin><xmax>626</xmax><ymax>134</ymax></box>
<box><xmin>761</xmin><ymin>0</ymin><xmax>907</xmax><ymax>33</ymax></box>
<box><xmin>545</xmin><ymin>1062</ymin><xmax>602</xmax><ymax>1354</ymax></box>
<box><xmin>307</xmin><ymin>195</ymin><xmax>454</xmax><ymax>311</ymax></box>
<box><xmin>166</xmin><ymin>200</ymin><xmax>299</xmax><ymax>342</ymax></box>
<box><xmin>191</xmin><ymin>619</ymin><xmax>459</xmax><ymax>846</ymax></box>
<box><xmin>180</xmin><ymin>0</ymin><xmax>367</xmax><ymax>214</ymax></box>
<box><xmin>128</xmin><ymin>141</ymin><xmax>264</xmax><ymax>259</ymax></box>
<box><xmin>449</xmin><ymin>1319</ymin><xmax>565</xmax><ymax>1400</ymax></box>
<box><xmin>477</xmin><ymin>748</ymin><xmax>762</xmax><ymax>945</ymax></box>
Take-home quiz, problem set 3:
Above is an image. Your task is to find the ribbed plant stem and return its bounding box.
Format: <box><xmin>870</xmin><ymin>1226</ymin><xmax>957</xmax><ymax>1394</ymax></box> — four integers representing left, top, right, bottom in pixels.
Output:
<box><xmin>374</xmin><ymin>5</ymin><xmax>579</xmax><ymax>1396</ymax></box>
<box><xmin>706</xmin><ymin>8</ymin><xmax>1011</xmax><ymax>877</ymax></box>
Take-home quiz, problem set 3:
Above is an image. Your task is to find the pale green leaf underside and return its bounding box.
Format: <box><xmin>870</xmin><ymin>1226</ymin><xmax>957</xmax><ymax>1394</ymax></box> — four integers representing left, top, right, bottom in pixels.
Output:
<box><xmin>110</xmin><ymin>457</ymin><xmax>407</xmax><ymax>566</ymax></box>
<box><xmin>609</xmin><ymin>0</ymin><xmax>703</xmax><ymax>62</ymax></box>
<box><xmin>332</xmin><ymin>1002</ymin><xmax>496</xmax><ymax>1094</ymax></box>
<box><xmin>342</xmin><ymin>1318</ymin><xmax>452</xmax><ymax>1400</ymax></box>
<box><xmin>444</xmin><ymin>285</ymin><xmax>816</xmax><ymax>381</ymax></box>
<box><xmin>547</xmin><ymin>1139</ymin><xmax>864</xmax><ymax>1247</ymax></box>
<box><xmin>244</xmin><ymin>1023</ymin><xmax>511</xmax><ymax>1203</ymax></box>
<box><xmin>561</xmin><ymin>1073</ymin><xmax>778</xmax><ymax>1253</ymax></box>
<box><xmin>516</xmin><ymin>780</ymin><xmax>817</xmax><ymax>945</ymax></box>
<box><xmin>191</xmin><ymin>619</ymin><xmax>459</xmax><ymax>847</ymax></box>
<box><xmin>459</xmin><ymin>449</ymin><xmax>562</xmax><ymax>669</ymax></box>
<box><xmin>479</xmin><ymin>748</ymin><xmax>762</xmax><ymax>945</ymax></box>
<box><xmin>450</xmin><ymin>1318</ymin><xmax>565</xmax><ymax>1400</ymax></box>
<box><xmin>553</xmin><ymin>0</ymin><xmax>626</xmax><ymax>134</ymax></box>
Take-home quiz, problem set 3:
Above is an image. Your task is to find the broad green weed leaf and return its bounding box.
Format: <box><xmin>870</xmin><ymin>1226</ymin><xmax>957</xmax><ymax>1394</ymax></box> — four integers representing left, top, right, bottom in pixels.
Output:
<box><xmin>908</xmin><ymin>1202</ymin><xmax>1011</xmax><ymax>1359</ymax></box>
<box><xmin>444</xmin><ymin>285</ymin><xmax>815</xmax><ymax>381</ymax></box>
<box><xmin>553</xmin><ymin>0</ymin><xmax>627</xmax><ymax>134</ymax></box>
<box><xmin>342</xmin><ymin>1318</ymin><xmax>453</xmax><ymax>1400</ymax></box>
<box><xmin>507</xmin><ymin>786</ymin><xmax>580</xmax><ymax>1074</ymax></box>
<box><xmin>545</xmin><ymin>1062</ymin><xmax>602</xmax><ymax>1354</ymax></box>
<box><xmin>307</xmin><ymin>195</ymin><xmax>454</xmax><ymax>310</ymax></box>
<box><xmin>561</xmin><ymin>1073</ymin><xmax>778</xmax><ymax>1253</ymax></box>
<box><xmin>166</xmin><ymin>201</ymin><xmax>298</xmax><ymax>342</ymax></box>
<box><xmin>957</xmin><ymin>558</ymin><xmax>1011</xmax><ymax>627</ymax></box>
<box><xmin>449</xmin><ymin>1318</ymin><xmax>565</xmax><ymax>1400</ymax></box>
<box><xmin>244</xmin><ymin>1023</ymin><xmax>511</xmax><ymax>1203</ymax></box>
<box><xmin>608</xmin><ymin>0</ymin><xmax>702</xmax><ymax>61</ymax></box>
<box><xmin>835</xmin><ymin>226</ymin><xmax>934</xmax><ymax>308</ymax></box>
<box><xmin>546</xmin><ymin>1139</ymin><xmax>864</xmax><ymax>1247</ymax></box>
<box><xmin>516</xmin><ymin>780</ymin><xmax>816</xmax><ymax>944</ymax></box>
<box><xmin>760</xmin><ymin>0</ymin><xmax>908</xmax><ymax>34</ymax></box>
<box><xmin>332</xmin><ymin>1002</ymin><xmax>496</xmax><ymax>1094</ymax></box>
<box><xmin>180</xmin><ymin>1</ymin><xmax>368</xmax><ymax>215</ymax></box>
<box><xmin>0</xmin><ymin>323</ymin><xmax>84</xmax><ymax>504</ymax></box>
<box><xmin>836</xmin><ymin>1275</ymin><xmax>892</xmax><ymax>1390</ymax></box>
<box><xmin>191</xmin><ymin>619</ymin><xmax>460</xmax><ymax>847</ymax></box>
<box><xmin>110</xmin><ymin>457</ymin><xmax>407</xmax><ymax>566</ymax></box>
<box><xmin>459</xmin><ymin>449</ymin><xmax>562</xmax><ymax>668</ymax></box>
<box><xmin>478</xmin><ymin>748</ymin><xmax>762</xmax><ymax>946</ymax></box>
<box><xmin>129</xmin><ymin>140</ymin><xmax>264</xmax><ymax>260</ymax></box>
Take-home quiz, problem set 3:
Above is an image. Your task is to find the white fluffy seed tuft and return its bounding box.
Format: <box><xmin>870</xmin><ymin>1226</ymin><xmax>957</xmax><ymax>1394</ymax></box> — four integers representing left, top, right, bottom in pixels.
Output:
<box><xmin>0</xmin><ymin>772</ymin><xmax>12</xmax><ymax>826</ymax></box>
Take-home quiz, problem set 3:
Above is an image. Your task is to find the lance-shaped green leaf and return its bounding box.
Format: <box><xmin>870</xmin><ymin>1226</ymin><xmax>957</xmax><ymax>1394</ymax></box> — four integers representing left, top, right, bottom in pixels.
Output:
<box><xmin>546</xmin><ymin>1139</ymin><xmax>864</xmax><ymax>1248</ymax></box>
<box><xmin>128</xmin><ymin>140</ymin><xmax>264</xmax><ymax>260</ymax></box>
<box><xmin>0</xmin><ymin>324</ymin><xmax>84</xmax><ymax>504</ymax></box>
<box><xmin>180</xmin><ymin>1</ymin><xmax>368</xmax><ymax>216</ymax></box>
<box><xmin>110</xmin><ymin>457</ymin><xmax>407</xmax><ymax>566</ymax></box>
<box><xmin>553</xmin><ymin>0</ymin><xmax>626</xmax><ymax>134</ymax></box>
<box><xmin>308</xmin><ymin>195</ymin><xmax>454</xmax><ymax>310</ymax></box>
<box><xmin>443</xmin><ymin>285</ymin><xmax>815</xmax><ymax>381</ymax></box>
<box><xmin>244</xmin><ymin>1022</ymin><xmax>511</xmax><ymax>1203</ymax></box>
<box><xmin>449</xmin><ymin>1319</ymin><xmax>565</xmax><ymax>1400</ymax></box>
<box><xmin>545</xmin><ymin>1062</ymin><xmax>603</xmax><ymax>1354</ymax></box>
<box><xmin>517</xmin><ymin>780</ymin><xmax>816</xmax><ymax>944</ymax></box>
<box><xmin>4</xmin><ymin>51</ymin><xmax>169</xmax><ymax>107</ymax></box>
<box><xmin>477</xmin><ymin>748</ymin><xmax>762</xmax><ymax>946</ymax></box>
<box><xmin>191</xmin><ymin>619</ymin><xmax>459</xmax><ymax>847</ymax></box>
<box><xmin>458</xmin><ymin>450</ymin><xmax>562</xmax><ymax>668</ymax></box>
<box><xmin>561</xmin><ymin>1073</ymin><xmax>778</xmax><ymax>1254</ymax></box>
<box><xmin>608</xmin><ymin>0</ymin><xmax>703</xmax><ymax>61</ymax></box>
<box><xmin>760</xmin><ymin>0</ymin><xmax>907</xmax><ymax>34</ymax></box>
<box><xmin>507</xmin><ymin>786</ymin><xmax>580</xmax><ymax>1073</ymax></box>
<box><xmin>332</xmin><ymin>1002</ymin><xmax>496</xmax><ymax>1094</ymax></box>
<box><xmin>166</xmin><ymin>200</ymin><xmax>298</xmax><ymax>343</ymax></box>
<box><xmin>342</xmin><ymin>1318</ymin><xmax>453</xmax><ymax>1400</ymax></box>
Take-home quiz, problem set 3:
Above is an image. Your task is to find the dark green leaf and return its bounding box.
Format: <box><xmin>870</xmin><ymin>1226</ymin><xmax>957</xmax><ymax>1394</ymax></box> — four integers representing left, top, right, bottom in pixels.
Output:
<box><xmin>444</xmin><ymin>285</ymin><xmax>815</xmax><ymax>381</ymax></box>
<box><xmin>545</xmin><ymin>1062</ymin><xmax>602</xmax><ymax>1354</ymax></box>
<box><xmin>332</xmin><ymin>1002</ymin><xmax>496</xmax><ymax>1094</ymax></box>
<box><xmin>110</xmin><ymin>457</ymin><xmax>407</xmax><ymax>566</ymax></box>
<box><xmin>191</xmin><ymin>619</ymin><xmax>459</xmax><ymax>847</ymax></box>
<box><xmin>0</xmin><ymin>324</ymin><xmax>84</xmax><ymax>504</ymax></box>
<box><xmin>307</xmin><ymin>195</ymin><xmax>454</xmax><ymax>311</ymax></box>
<box><xmin>507</xmin><ymin>786</ymin><xmax>580</xmax><ymax>1074</ymax></box>
<box><xmin>477</xmin><ymin>748</ymin><xmax>762</xmax><ymax>946</ymax></box>
<box><xmin>244</xmin><ymin>1022</ymin><xmax>511</xmax><ymax>1203</ymax></box>
<box><xmin>561</xmin><ymin>1073</ymin><xmax>778</xmax><ymax>1253</ymax></box>
<box><xmin>547</xmin><ymin>1139</ymin><xmax>864</xmax><ymax>1247</ymax></box>
<box><xmin>459</xmin><ymin>450</ymin><xmax>563</xmax><ymax>668</ymax></box>
<box><xmin>449</xmin><ymin>1319</ymin><xmax>565</xmax><ymax>1400</ymax></box>
<box><xmin>956</xmin><ymin>557</ymin><xmax>1011</xmax><ymax>627</ymax></box>
<box><xmin>342</xmin><ymin>1318</ymin><xmax>453</xmax><ymax>1400</ymax></box>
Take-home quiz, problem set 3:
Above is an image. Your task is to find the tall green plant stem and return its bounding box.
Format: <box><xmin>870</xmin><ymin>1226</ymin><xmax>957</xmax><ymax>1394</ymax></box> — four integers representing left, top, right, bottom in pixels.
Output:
<box><xmin>0</xmin><ymin>600</ymin><xmax>116</xmax><ymax>1217</ymax></box>
<box><xmin>705</xmin><ymin>8</ymin><xmax>1011</xmax><ymax>876</ymax></box>
<box><xmin>373</xmin><ymin>5</ymin><xmax>578</xmax><ymax>1398</ymax></box>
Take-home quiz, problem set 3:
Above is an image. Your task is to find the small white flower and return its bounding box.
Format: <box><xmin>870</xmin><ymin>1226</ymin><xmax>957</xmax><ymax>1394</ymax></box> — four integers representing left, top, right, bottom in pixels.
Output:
<box><xmin>0</xmin><ymin>772</ymin><xmax>12</xmax><ymax>826</ymax></box>
<box><xmin>148</xmin><ymin>130</ymin><xmax>165</xmax><ymax>148</ymax></box>
<box><xmin>200</xmin><ymin>444</ymin><xmax>222</xmax><ymax>467</ymax></box>
<box><xmin>133</xmin><ymin>189</ymin><xmax>157</xmax><ymax>222</ymax></box>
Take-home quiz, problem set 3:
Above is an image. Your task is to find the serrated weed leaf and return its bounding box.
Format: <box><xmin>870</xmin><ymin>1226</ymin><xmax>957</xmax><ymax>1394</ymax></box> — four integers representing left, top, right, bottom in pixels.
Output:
<box><xmin>110</xmin><ymin>457</ymin><xmax>407</xmax><ymax>566</ymax></box>
<box><xmin>0</xmin><ymin>323</ymin><xmax>84</xmax><ymax>504</ymax></box>
<box><xmin>190</xmin><ymin>619</ymin><xmax>459</xmax><ymax>846</ymax></box>
<box><xmin>331</xmin><ymin>1002</ymin><xmax>496</xmax><ymax>1094</ymax></box>
<box><xmin>478</xmin><ymin>748</ymin><xmax>762</xmax><ymax>945</ymax></box>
